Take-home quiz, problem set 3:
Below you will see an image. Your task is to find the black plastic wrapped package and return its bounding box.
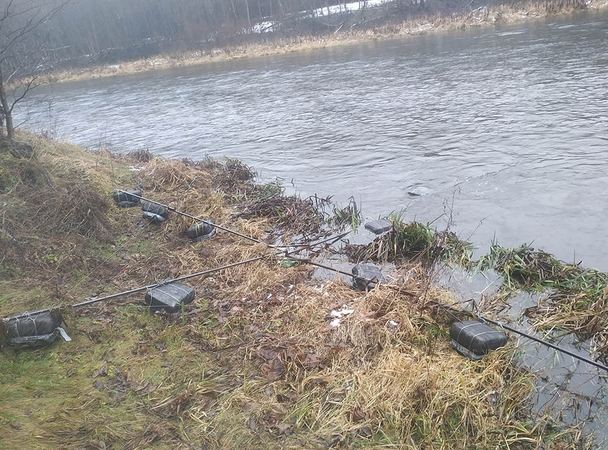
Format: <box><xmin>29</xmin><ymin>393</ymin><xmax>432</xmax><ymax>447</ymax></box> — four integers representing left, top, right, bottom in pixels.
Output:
<box><xmin>352</xmin><ymin>262</ymin><xmax>386</xmax><ymax>291</ymax></box>
<box><xmin>113</xmin><ymin>189</ymin><xmax>142</xmax><ymax>207</ymax></box>
<box><xmin>1</xmin><ymin>309</ymin><xmax>71</xmax><ymax>348</ymax></box>
<box><xmin>142</xmin><ymin>202</ymin><xmax>169</xmax><ymax>224</ymax></box>
<box><xmin>145</xmin><ymin>282</ymin><xmax>195</xmax><ymax>313</ymax></box>
<box><xmin>187</xmin><ymin>220</ymin><xmax>216</xmax><ymax>241</ymax></box>
<box><xmin>364</xmin><ymin>219</ymin><xmax>392</xmax><ymax>235</ymax></box>
<box><xmin>450</xmin><ymin>320</ymin><xmax>508</xmax><ymax>360</ymax></box>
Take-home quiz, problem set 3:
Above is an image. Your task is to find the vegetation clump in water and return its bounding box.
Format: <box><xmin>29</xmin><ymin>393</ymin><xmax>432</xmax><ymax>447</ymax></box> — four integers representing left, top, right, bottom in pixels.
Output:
<box><xmin>344</xmin><ymin>216</ymin><xmax>474</xmax><ymax>267</ymax></box>
<box><xmin>474</xmin><ymin>243</ymin><xmax>608</xmax><ymax>358</ymax></box>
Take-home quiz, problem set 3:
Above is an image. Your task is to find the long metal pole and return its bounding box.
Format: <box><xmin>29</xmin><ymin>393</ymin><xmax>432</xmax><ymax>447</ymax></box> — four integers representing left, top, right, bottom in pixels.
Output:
<box><xmin>6</xmin><ymin>241</ymin><xmax>608</xmax><ymax>371</ymax></box>
<box><xmin>5</xmin><ymin>256</ymin><xmax>268</xmax><ymax>320</ymax></box>
<box><xmin>282</xmin><ymin>255</ymin><xmax>418</xmax><ymax>297</ymax></box>
<box><xmin>479</xmin><ymin>315</ymin><xmax>608</xmax><ymax>372</ymax></box>
<box><xmin>72</xmin><ymin>255</ymin><xmax>268</xmax><ymax>308</ymax></box>
<box><xmin>119</xmin><ymin>190</ymin><xmax>271</xmax><ymax>247</ymax></box>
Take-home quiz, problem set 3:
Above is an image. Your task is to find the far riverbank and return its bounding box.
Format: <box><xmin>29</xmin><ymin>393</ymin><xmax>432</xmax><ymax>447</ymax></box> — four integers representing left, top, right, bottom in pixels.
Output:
<box><xmin>45</xmin><ymin>0</ymin><xmax>608</xmax><ymax>84</ymax></box>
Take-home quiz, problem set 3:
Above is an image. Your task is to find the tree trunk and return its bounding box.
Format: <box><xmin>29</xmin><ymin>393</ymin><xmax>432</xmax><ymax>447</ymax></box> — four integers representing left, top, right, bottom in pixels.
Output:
<box><xmin>229</xmin><ymin>0</ymin><xmax>238</xmax><ymax>23</ymax></box>
<box><xmin>245</xmin><ymin>0</ymin><xmax>251</xmax><ymax>27</ymax></box>
<box><xmin>0</xmin><ymin>76</ymin><xmax>13</xmax><ymax>140</ymax></box>
<box><xmin>5</xmin><ymin>109</ymin><xmax>13</xmax><ymax>140</ymax></box>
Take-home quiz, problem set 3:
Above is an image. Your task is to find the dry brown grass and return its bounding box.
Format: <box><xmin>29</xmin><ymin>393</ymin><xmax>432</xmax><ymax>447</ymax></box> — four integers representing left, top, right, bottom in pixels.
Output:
<box><xmin>136</xmin><ymin>157</ymin><xmax>213</xmax><ymax>194</ymax></box>
<box><xmin>175</xmin><ymin>278</ymin><xmax>563</xmax><ymax>449</ymax></box>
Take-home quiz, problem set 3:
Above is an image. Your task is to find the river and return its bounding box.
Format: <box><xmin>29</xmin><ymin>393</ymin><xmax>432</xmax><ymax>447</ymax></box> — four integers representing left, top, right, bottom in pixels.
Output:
<box><xmin>20</xmin><ymin>10</ymin><xmax>608</xmax><ymax>272</ymax></box>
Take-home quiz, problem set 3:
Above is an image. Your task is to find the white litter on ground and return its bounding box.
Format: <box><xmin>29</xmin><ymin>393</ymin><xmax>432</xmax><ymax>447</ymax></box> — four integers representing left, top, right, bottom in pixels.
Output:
<box><xmin>328</xmin><ymin>305</ymin><xmax>355</xmax><ymax>328</ymax></box>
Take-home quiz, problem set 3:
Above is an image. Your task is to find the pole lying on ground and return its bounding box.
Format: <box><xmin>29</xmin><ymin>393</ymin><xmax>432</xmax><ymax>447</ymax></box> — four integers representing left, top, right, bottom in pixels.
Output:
<box><xmin>72</xmin><ymin>255</ymin><xmax>268</xmax><ymax>308</ymax></box>
<box><xmin>5</xmin><ymin>251</ymin><xmax>378</xmax><ymax>321</ymax></box>
<box><xmin>119</xmin><ymin>190</ymin><xmax>270</xmax><ymax>247</ymax></box>
<box><xmin>430</xmin><ymin>300</ymin><xmax>608</xmax><ymax>372</ymax></box>
<box><xmin>20</xmin><ymin>190</ymin><xmax>608</xmax><ymax>371</ymax></box>
<box><xmin>5</xmin><ymin>238</ymin><xmax>608</xmax><ymax>372</ymax></box>
<box><xmin>120</xmin><ymin>191</ymin><xmax>351</xmax><ymax>253</ymax></box>
<box><xmin>282</xmin><ymin>255</ymin><xmax>418</xmax><ymax>297</ymax></box>
<box><xmin>7</xmin><ymin>256</ymin><xmax>269</xmax><ymax>321</ymax></box>
<box><xmin>6</xmin><ymin>246</ymin><xmax>362</xmax><ymax>320</ymax></box>
<box><xmin>276</xmin><ymin>257</ymin><xmax>607</xmax><ymax>373</ymax></box>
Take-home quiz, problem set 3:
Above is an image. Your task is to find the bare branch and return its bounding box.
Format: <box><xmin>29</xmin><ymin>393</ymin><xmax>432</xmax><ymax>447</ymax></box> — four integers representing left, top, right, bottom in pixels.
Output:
<box><xmin>9</xmin><ymin>76</ymin><xmax>40</xmax><ymax>113</ymax></box>
<box><xmin>0</xmin><ymin>0</ymin><xmax>70</xmax><ymax>139</ymax></box>
<box><xmin>0</xmin><ymin>0</ymin><xmax>71</xmax><ymax>55</ymax></box>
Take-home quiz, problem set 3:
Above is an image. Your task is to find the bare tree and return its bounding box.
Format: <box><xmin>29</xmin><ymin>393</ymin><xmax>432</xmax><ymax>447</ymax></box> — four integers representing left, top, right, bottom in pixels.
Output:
<box><xmin>0</xmin><ymin>0</ymin><xmax>68</xmax><ymax>140</ymax></box>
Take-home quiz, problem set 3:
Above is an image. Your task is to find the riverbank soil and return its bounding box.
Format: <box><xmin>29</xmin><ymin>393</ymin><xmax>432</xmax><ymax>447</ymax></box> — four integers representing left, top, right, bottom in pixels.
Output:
<box><xmin>0</xmin><ymin>133</ymin><xmax>586</xmax><ymax>448</ymax></box>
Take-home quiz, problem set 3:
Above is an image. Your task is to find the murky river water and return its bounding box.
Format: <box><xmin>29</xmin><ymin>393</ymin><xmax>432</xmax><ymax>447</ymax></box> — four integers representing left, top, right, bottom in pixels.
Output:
<box><xmin>16</xmin><ymin>9</ymin><xmax>608</xmax><ymax>443</ymax></box>
<box><xmin>21</xmin><ymin>10</ymin><xmax>608</xmax><ymax>270</ymax></box>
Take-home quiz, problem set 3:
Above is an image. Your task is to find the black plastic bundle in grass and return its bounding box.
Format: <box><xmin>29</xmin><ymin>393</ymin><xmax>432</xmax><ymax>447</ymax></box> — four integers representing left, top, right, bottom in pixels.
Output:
<box><xmin>450</xmin><ymin>320</ymin><xmax>508</xmax><ymax>361</ymax></box>
<box><xmin>352</xmin><ymin>262</ymin><xmax>386</xmax><ymax>291</ymax></box>
<box><xmin>114</xmin><ymin>190</ymin><xmax>219</xmax><ymax>242</ymax></box>
<box><xmin>1</xmin><ymin>309</ymin><xmax>71</xmax><ymax>349</ymax></box>
<box><xmin>186</xmin><ymin>220</ymin><xmax>216</xmax><ymax>241</ymax></box>
<box><xmin>142</xmin><ymin>201</ymin><xmax>169</xmax><ymax>224</ymax></box>
<box><xmin>112</xmin><ymin>189</ymin><xmax>142</xmax><ymax>207</ymax></box>
<box><xmin>113</xmin><ymin>189</ymin><xmax>170</xmax><ymax>224</ymax></box>
<box><xmin>145</xmin><ymin>282</ymin><xmax>195</xmax><ymax>313</ymax></box>
<box><xmin>0</xmin><ymin>280</ymin><xmax>196</xmax><ymax>349</ymax></box>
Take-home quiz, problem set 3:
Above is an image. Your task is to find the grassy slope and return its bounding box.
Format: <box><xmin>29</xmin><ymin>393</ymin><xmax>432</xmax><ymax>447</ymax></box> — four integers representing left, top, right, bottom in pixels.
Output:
<box><xmin>0</xmin><ymin>133</ymin><xmax>581</xmax><ymax>449</ymax></box>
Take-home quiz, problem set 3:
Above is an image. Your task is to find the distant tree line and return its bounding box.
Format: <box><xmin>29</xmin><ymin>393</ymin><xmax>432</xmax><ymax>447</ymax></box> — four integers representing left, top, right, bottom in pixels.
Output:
<box><xmin>40</xmin><ymin>0</ymin><xmax>460</xmax><ymax>66</ymax></box>
<box><xmin>2</xmin><ymin>0</ymin><xmax>483</xmax><ymax>74</ymax></box>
